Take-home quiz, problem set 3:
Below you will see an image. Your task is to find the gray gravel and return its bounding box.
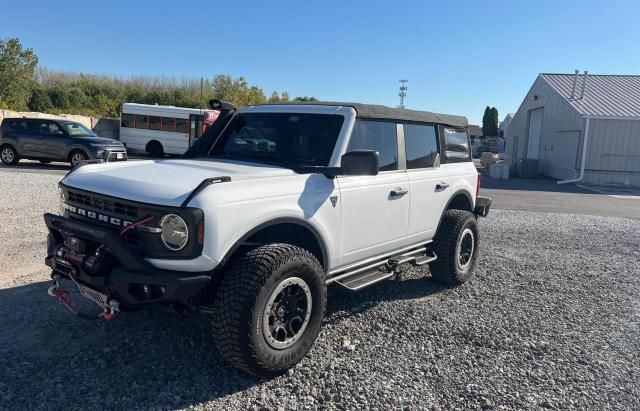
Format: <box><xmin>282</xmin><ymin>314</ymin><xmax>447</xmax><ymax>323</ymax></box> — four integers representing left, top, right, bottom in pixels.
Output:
<box><xmin>1</xmin><ymin>171</ymin><xmax>639</xmax><ymax>410</ymax></box>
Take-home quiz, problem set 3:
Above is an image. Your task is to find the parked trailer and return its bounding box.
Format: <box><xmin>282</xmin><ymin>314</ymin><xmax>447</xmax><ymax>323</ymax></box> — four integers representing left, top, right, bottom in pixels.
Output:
<box><xmin>120</xmin><ymin>103</ymin><xmax>219</xmax><ymax>156</ymax></box>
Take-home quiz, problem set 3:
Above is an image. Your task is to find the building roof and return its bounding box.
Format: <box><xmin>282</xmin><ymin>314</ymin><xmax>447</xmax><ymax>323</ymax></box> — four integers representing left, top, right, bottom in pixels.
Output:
<box><xmin>252</xmin><ymin>101</ymin><xmax>468</xmax><ymax>127</ymax></box>
<box><xmin>499</xmin><ymin>113</ymin><xmax>515</xmax><ymax>131</ymax></box>
<box><xmin>541</xmin><ymin>73</ymin><xmax>640</xmax><ymax>118</ymax></box>
<box><xmin>467</xmin><ymin>124</ymin><xmax>483</xmax><ymax>136</ymax></box>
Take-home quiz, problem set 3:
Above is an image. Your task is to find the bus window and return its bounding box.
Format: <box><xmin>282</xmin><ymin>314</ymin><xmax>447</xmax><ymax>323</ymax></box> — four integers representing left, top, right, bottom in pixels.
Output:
<box><xmin>176</xmin><ymin>119</ymin><xmax>188</xmax><ymax>134</ymax></box>
<box><xmin>162</xmin><ymin>117</ymin><xmax>175</xmax><ymax>132</ymax></box>
<box><xmin>121</xmin><ymin>113</ymin><xmax>134</xmax><ymax>128</ymax></box>
<box><xmin>149</xmin><ymin>116</ymin><xmax>161</xmax><ymax>131</ymax></box>
<box><xmin>135</xmin><ymin>115</ymin><xmax>148</xmax><ymax>129</ymax></box>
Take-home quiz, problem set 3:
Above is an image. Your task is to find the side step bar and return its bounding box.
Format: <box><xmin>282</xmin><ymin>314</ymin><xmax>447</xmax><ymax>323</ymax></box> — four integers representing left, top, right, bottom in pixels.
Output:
<box><xmin>329</xmin><ymin>247</ymin><xmax>437</xmax><ymax>291</ymax></box>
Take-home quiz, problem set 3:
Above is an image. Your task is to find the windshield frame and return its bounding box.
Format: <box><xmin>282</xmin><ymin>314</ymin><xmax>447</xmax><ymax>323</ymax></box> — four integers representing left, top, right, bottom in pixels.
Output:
<box><xmin>205</xmin><ymin>108</ymin><xmax>352</xmax><ymax>170</ymax></box>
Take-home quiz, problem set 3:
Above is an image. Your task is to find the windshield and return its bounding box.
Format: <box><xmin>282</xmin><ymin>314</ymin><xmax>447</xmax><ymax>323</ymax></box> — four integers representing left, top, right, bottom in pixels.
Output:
<box><xmin>62</xmin><ymin>122</ymin><xmax>96</xmax><ymax>137</ymax></box>
<box><xmin>207</xmin><ymin>112</ymin><xmax>344</xmax><ymax>168</ymax></box>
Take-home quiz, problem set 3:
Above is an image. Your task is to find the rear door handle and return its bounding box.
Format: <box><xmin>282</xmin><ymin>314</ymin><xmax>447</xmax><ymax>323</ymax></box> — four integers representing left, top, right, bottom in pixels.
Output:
<box><xmin>390</xmin><ymin>187</ymin><xmax>408</xmax><ymax>197</ymax></box>
<box><xmin>435</xmin><ymin>182</ymin><xmax>449</xmax><ymax>190</ymax></box>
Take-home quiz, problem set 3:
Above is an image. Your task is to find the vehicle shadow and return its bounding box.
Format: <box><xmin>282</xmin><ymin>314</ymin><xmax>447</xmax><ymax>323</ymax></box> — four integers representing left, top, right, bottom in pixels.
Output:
<box><xmin>325</xmin><ymin>272</ymin><xmax>448</xmax><ymax>325</ymax></box>
<box><xmin>0</xmin><ymin>273</ymin><xmax>446</xmax><ymax>408</ymax></box>
<box><xmin>0</xmin><ymin>160</ymin><xmax>70</xmax><ymax>173</ymax></box>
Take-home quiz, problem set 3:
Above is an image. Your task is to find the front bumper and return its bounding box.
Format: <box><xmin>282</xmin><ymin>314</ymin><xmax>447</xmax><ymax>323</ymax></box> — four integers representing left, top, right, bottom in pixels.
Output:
<box><xmin>44</xmin><ymin>213</ymin><xmax>210</xmax><ymax>307</ymax></box>
<box><xmin>474</xmin><ymin>196</ymin><xmax>492</xmax><ymax>217</ymax></box>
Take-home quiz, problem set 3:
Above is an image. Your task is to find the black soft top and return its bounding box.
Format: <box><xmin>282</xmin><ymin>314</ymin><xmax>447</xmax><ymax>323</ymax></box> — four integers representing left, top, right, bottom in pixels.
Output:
<box><xmin>250</xmin><ymin>101</ymin><xmax>468</xmax><ymax>128</ymax></box>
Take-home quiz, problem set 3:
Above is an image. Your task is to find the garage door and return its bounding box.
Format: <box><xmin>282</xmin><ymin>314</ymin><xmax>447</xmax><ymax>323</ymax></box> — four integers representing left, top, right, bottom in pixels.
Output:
<box><xmin>527</xmin><ymin>108</ymin><xmax>543</xmax><ymax>160</ymax></box>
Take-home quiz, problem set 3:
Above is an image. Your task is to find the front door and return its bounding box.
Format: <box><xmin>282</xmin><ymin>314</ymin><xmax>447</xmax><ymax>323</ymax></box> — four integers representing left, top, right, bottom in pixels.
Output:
<box><xmin>37</xmin><ymin>120</ymin><xmax>68</xmax><ymax>160</ymax></box>
<box><xmin>336</xmin><ymin>120</ymin><xmax>409</xmax><ymax>266</ymax></box>
<box><xmin>189</xmin><ymin>114</ymin><xmax>204</xmax><ymax>147</ymax></box>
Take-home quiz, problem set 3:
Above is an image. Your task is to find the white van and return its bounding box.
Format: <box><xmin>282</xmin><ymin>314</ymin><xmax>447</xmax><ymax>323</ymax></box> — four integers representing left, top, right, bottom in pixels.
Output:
<box><xmin>119</xmin><ymin>103</ymin><xmax>219</xmax><ymax>156</ymax></box>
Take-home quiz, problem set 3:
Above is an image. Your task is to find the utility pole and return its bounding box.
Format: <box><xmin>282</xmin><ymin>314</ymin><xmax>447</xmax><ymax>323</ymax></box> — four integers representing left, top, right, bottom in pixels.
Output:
<box><xmin>398</xmin><ymin>79</ymin><xmax>408</xmax><ymax>108</ymax></box>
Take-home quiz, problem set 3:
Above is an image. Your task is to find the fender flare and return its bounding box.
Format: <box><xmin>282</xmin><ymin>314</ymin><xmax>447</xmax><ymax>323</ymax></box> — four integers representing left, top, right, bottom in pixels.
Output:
<box><xmin>435</xmin><ymin>189</ymin><xmax>474</xmax><ymax>234</ymax></box>
<box><xmin>218</xmin><ymin>217</ymin><xmax>329</xmax><ymax>270</ymax></box>
<box><xmin>66</xmin><ymin>145</ymin><xmax>92</xmax><ymax>160</ymax></box>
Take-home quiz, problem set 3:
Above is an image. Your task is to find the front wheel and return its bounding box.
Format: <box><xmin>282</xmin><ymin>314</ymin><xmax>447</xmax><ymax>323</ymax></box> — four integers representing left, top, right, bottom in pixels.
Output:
<box><xmin>429</xmin><ymin>210</ymin><xmax>479</xmax><ymax>285</ymax></box>
<box><xmin>69</xmin><ymin>150</ymin><xmax>88</xmax><ymax>167</ymax></box>
<box><xmin>212</xmin><ymin>244</ymin><xmax>326</xmax><ymax>377</ymax></box>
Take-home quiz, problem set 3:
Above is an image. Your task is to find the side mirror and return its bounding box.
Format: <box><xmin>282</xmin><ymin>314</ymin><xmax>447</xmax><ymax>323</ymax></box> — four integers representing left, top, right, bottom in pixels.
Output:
<box><xmin>340</xmin><ymin>150</ymin><xmax>379</xmax><ymax>176</ymax></box>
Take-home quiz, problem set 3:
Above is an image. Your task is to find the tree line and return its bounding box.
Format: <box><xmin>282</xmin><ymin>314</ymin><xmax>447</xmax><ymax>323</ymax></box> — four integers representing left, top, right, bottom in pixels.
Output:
<box><xmin>0</xmin><ymin>38</ymin><xmax>316</xmax><ymax>118</ymax></box>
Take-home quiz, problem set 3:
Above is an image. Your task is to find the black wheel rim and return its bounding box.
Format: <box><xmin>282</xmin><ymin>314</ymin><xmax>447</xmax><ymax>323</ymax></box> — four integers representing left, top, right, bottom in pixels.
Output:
<box><xmin>457</xmin><ymin>228</ymin><xmax>475</xmax><ymax>270</ymax></box>
<box><xmin>263</xmin><ymin>277</ymin><xmax>312</xmax><ymax>350</ymax></box>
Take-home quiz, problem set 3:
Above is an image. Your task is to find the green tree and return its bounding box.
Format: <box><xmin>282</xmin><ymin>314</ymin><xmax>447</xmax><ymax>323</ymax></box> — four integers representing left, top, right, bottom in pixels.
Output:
<box><xmin>269</xmin><ymin>91</ymin><xmax>281</xmax><ymax>103</ymax></box>
<box><xmin>294</xmin><ymin>96</ymin><xmax>318</xmax><ymax>102</ymax></box>
<box><xmin>0</xmin><ymin>38</ymin><xmax>38</xmax><ymax>110</ymax></box>
<box><xmin>482</xmin><ymin>106</ymin><xmax>499</xmax><ymax>136</ymax></box>
<box><xmin>28</xmin><ymin>87</ymin><xmax>53</xmax><ymax>112</ymax></box>
<box><xmin>48</xmin><ymin>84</ymin><xmax>70</xmax><ymax>110</ymax></box>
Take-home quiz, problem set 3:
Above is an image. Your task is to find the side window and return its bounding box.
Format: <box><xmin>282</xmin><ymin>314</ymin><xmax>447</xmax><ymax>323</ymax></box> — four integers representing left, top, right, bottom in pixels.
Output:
<box><xmin>162</xmin><ymin>117</ymin><xmax>175</xmax><ymax>132</ymax></box>
<box><xmin>38</xmin><ymin>121</ymin><xmax>63</xmax><ymax>136</ymax></box>
<box><xmin>149</xmin><ymin>116</ymin><xmax>161</xmax><ymax>131</ymax></box>
<box><xmin>176</xmin><ymin>118</ymin><xmax>189</xmax><ymax>134</ymax></box>
<box><xmin>121</xmin><ymin>113</ymin><xmax>134</xmax><ymax>128</ymax></box>
<box><xmin>7</xmin><ymin>120</ymin><xmax>28</xmax><ymax>133</ymax></box>
<box><xmin>443</xmin><ymin>127</ymin><xmax>470</xmax><ymax>159</ymax></box>
<box><xmin>404</xmin><ymin>124</ymin><xmax>439</xmax><ymax>169</ymax></box>
<box><xmin>135</xmin><ymin>115</ymin><xmax>148</xmax><ymax>130</ymax></box>
<box><xmin>346</xmin><ymin>120</ymin><xmax>398</xmax><ymax>171</ymax></box>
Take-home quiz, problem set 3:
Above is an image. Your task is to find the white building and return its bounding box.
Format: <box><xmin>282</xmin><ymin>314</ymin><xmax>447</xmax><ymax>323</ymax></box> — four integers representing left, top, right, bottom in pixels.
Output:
<box><xmin>505</xmin><ymin>72</ymin><xmax>640</xmax><ymax>187</ymax></box>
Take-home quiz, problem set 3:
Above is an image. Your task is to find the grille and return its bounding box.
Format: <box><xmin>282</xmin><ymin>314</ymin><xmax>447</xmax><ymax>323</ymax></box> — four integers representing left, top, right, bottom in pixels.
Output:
<box><xmin>66</xmin><ymin>190</ymin><xmax>138</xmax><ymax>218</ymax></box>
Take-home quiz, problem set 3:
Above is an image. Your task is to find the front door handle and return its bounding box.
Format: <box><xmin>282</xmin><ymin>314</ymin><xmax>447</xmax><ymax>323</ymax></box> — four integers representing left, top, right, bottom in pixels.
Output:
<box><xmin>390</xmin><ymin>187</ymin><xmax>408</xmax><ymax>197</ymax></box>
<box><xmin>435</xmin><ymin>182</ymin><xmax>449</xmax><ymax>190</ymax></box>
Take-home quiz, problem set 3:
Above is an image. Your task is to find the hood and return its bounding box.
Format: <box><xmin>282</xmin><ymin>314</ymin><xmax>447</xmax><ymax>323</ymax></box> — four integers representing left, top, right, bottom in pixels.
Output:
<box><xmin>61</xmin><ymin>159</ymin><xmax>295</xmax><ymax>207</ymax></box>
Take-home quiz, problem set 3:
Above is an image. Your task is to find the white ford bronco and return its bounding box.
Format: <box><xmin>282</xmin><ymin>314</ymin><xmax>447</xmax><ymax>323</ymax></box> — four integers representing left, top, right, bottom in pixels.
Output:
<box><xmin>44</xmin><ymin>100</ymin><xmax>491</xmax><ymax>376</ymax></box>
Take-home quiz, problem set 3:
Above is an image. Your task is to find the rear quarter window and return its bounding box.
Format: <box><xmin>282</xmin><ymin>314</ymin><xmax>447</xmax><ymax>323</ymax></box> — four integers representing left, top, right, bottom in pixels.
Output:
<box><xmin>443</xmin><ymin>127</ymin><xmax>470</xmax><ymax>160</ymax></box>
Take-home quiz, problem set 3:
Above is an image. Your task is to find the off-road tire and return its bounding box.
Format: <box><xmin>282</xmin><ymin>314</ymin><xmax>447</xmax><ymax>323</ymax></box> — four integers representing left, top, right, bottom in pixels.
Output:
<box><xmin>147</xmin><ymin>141</ymin><xmax>164</xmax><ymax>158</ymax></box>
<box><xmin>429</xmin><ymin>210</ymin><xmax>479</xmax><ymax>285</ymax></box>
<box><xmin>212</xmin><ymin>243</ymin><xmax>326</xmax><ymax>377</ymax></box>
<box><xmin>1</xmin><ymin>145</ymin><xmax>19</xmax><ymax>165</ymax></box>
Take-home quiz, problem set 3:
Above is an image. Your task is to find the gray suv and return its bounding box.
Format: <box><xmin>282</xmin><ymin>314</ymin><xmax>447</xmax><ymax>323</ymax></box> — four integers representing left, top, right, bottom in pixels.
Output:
<box><xmin>0</xmin><ymin>118</ymin><xmax>127</xmax><ymax>167</ymax></box>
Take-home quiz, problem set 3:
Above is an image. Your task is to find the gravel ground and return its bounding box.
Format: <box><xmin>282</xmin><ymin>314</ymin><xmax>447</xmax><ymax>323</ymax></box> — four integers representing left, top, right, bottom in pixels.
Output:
<box><xmin>1</xmin><ymin>171</ymin><xmax>639</xmax><ymax>410</ymax></box>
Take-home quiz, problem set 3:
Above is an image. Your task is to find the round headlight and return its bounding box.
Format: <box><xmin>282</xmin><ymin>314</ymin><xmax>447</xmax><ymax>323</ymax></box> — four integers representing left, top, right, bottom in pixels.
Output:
<box><xmin>159</xmin><ymin>214</ymin><xmax>189</xmax><ymax>251</ymax></box>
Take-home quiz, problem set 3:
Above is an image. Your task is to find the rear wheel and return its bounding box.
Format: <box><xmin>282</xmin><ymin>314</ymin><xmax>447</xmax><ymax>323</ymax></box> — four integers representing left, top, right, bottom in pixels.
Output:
<box><xmin>429</xmin><ymin>210</ymin><xmax>479</xmax><ymax>285</ymax></box>
<box><xmin>1</xmin><ymin>145</ymin><xmax>19</xmax><ymax>165</ymax></box>
<box><xmin>69</xmin><ymin>150</ymin><xmax>88</xmax><ymax>167</ymax></box>
<box><xmin>212</xmin><ymin>244</ymin><xmax>326</xmax><ymax>377</ymax></box>
<box><xmin>147</xmin><ymin>141</ymin><xmax>164</xmax><ymax>158</ymax></box>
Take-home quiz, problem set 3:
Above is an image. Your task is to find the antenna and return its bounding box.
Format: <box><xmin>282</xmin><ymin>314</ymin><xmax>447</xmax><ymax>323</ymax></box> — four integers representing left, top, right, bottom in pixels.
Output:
<box><xmin>398</xmin><ymin>79</ymin><xmax>408</xmax><ymax>108</ymax></box>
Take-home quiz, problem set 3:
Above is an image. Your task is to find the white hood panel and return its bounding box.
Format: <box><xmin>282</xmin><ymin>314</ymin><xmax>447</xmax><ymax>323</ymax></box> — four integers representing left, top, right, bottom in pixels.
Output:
<box><xmin>62</xmin><ymin>159</ymin><xmax>295</xmax><ymax>206</ymax></box>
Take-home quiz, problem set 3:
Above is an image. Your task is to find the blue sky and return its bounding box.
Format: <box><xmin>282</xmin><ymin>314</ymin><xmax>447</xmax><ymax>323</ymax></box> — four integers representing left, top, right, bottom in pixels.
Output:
<box><xmin>1</xmin><ymin>0</ymin><xmax>639</xmax><ymax>124</ymax></box>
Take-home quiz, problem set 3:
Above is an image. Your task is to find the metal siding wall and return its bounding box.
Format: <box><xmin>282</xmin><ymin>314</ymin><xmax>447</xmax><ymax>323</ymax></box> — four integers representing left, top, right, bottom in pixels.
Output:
<box><xmin>505</xmin><ymin>76</ymin><xmax>582</xmax><ymax>179</ymax></box>
<box><xmin>582</xmin><ymin>119</ymin><xmax>640</xmax><ymax>186</ymax></box>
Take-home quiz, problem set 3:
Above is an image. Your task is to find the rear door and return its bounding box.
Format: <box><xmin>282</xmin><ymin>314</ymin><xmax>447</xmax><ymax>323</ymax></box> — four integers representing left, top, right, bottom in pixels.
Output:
<box><xmin>2</xmin><ymin>119</ymin><xmax>32</xmax><ymax>155</ymax></box>
<box><xmin>403</xmin><ymin>123</ymin><xmax>450</xmax><ymax>240</ymax></box>
<box><xmin>337</xmin><ymin>120</ymin><xmax>410</xmax><ymax>265</ymax></box>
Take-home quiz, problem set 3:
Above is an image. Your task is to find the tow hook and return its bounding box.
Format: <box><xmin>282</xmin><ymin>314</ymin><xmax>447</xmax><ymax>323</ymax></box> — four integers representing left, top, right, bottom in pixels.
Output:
<box><xmin>101</xmin><ymin>300</ymin><xmax>120</xmax><ymax>321</ymax></box>
<box><xmin>47</xmin><ymin>273</ymin><xmax>120</xmax><ymax>321</ymax></box>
